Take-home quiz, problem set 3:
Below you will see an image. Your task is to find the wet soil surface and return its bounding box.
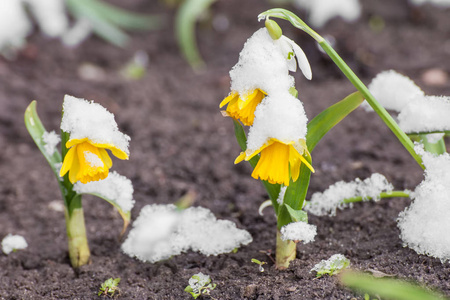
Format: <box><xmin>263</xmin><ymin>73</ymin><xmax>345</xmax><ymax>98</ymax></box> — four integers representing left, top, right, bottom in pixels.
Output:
<box><xmin>1</xmin><ymin>0</ymin><xmax>450</xmax><ymax>299</ymax></box>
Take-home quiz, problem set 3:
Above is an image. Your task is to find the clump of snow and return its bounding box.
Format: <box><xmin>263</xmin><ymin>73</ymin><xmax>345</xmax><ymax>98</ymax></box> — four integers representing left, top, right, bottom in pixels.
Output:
<box><xmin>294</xmin><ymin>0</ymin><xmax>361</xmax><ymax>28</ymax></box>
<box><xmin>246</xmin><ymin>92</ymin><xmax>308</xmax><ymax>152</ymax></box>
<box><xmin>409</xmin><ymin>0</ymin><xmax>450</xmax><ymax>7</ymax></box>
<box><xmin>60</xmin><ymin>95</ymin><xmax>130</xmax><ymax>155</ymax></box>
<box><xmin>74</xmin><ymin>171</ymin><xmax>134</xmax><ymax>212</ymax></box>
<box><xmin>2</xmin><ymin>234</ymin><xmax>28</xmax><ymax>255</ymax></box>
<box><xmin>280</xmin><ymin>221</ymin><xmax>317</xmax><ymax>243</ymax></box>
<box><xmin>188</xmin><ymin>273</ymin><xmax>211</xmax><ymax>294</ymax></box>
<box><xmin>398</xmin><ymin>96</ymin><xmax>450</xmax><ymax>134</ymax></box>
<box><xmin>0</xmin><ymin>0</ymin><xmax>32</xmax><ymax>56</ymax></box>
<box><xmin>122</xmin><ymin>204</ymin><xmax>253</xmax><ymax>263</ymax></box>
<box><xmin>26</xmin><ymin>0</ymin><xmax>68</xmax><ymax>38</ymax></box>
<box><xmin>230</xmin><ymin>28</ymin><xmax>294</xmax><ymax>96</ymax></box>
<box><xmin>277</xmin><ymin>186</ymin><xmax>288</xmax><ymax>205</ymax></box>
<box><xmin>305</xmin><ymin>173</ymin><xmax>393</xmax><ymax>216</ymax></box>
<box><xmin>398</xmin><ymin>145</ymin><xmax>450</xmax><ymax>262</ymax></box>
<box><xmin>311</xmin><ymin>254</ymin><xmax>350</xmax><ymax>277</ymax></box>
<box><xmin>362</xmin><ymin>70</ymin><xmax>424</xmax><ymax>112</ymax></box>
<box><xmin>42</xmin><ymin>130</ymin><xmax>61</xmax><ymax>156</ymax></box>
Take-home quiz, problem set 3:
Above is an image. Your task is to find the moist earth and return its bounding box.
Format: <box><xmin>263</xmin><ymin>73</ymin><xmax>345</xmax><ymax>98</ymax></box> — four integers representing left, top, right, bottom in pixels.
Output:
<box><xmin>1</xmin><ymin>0</ymin><xmax>450</xmax><ymax>299</ymax></box>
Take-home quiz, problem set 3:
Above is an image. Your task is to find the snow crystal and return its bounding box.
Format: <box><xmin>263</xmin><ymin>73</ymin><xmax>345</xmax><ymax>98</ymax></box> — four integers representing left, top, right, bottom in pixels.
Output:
<box><xmin>74</xmin><ymin>171</ymin><xmax>134</xmax><ymax>212</ymax></box>
<box><xmin>60</xmin><ymin>95</ymin><xmax>130</xmax><ymax>155</ymax></box>
<box><xmin>26</xmin><ymin>0</ymin><xmax>68</xmax><ymax>38</ymax></box>
<box><xmin>305</xmin><ymin>173</ymin><xmax>393</xmax><ymax>216</ymax></box>
<box><xmin>311</xmin><ymin>254</ymin><xmax>350</xmax><ymax>276</ymax></box>
<box><xmin>409</xmin><ymin>0</ymin><xmax>450</xmax><ymax>7</ymax></box>
<box><xmin>363</xmin><ymin>70</ymin><xmax>424</xmax><ymax>112</ymax></box>
<box><xmin>42</xmin><ymin>130</ymin><xmax>60</xmax><ymax>156</ymax></box>
<box><xmin>230</xmin><ymin>28</ymin><xmax>295</xmax><ymax>96</ymax></box>
<box><xmin>122</xmin><ymin>204</ymin><xmax>253</xmax><ymax>263</ymax></box>
<box><xmin>398</xmin><ymin>96</ymin><xmax>450</xmax><ymax>134</ymax></box>
<box><xmin>277</xmin><ymin>186</ymin><xmax>288</xmax><ymax>205</ymax></box>
<box><xmin>2</xmin><ymin>234</ymin><xmax>28</xmax><ymax>255</ymax></box>
<box><xmin>0</xmin><ymin>0</ymin><xmax>31</xmax><ymax>54</ymax></box>
<box><xmin>246</xmin><ymin>91</ymin><xmax>308</xmax><ymax>152</ymax></box>
<box><xmin>294</xmin><ymin>0</ymin><xmax>361</xmax><ymax>28</ymax></box>
<box><xmin>280</xmin><ymin>221</ymin><xmax>317</xmax><ymax>243</ymax></box>
<box><xmin>398</xmin><ymin>145</ymin><xmax>450</xmax><ymax>262</ymax></box>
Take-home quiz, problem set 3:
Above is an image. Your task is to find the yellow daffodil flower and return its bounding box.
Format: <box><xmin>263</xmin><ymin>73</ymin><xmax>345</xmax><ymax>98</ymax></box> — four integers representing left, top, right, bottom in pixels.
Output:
<box><xmin>235</xmin><ymin>138</ymin><xmax>314</xmax><ymax>186</ymax></box>
<box><xmin>59</xmin><ymin>138</ymin><xmax>129</xmax><ymax>184</ymax></box>
<box><xmin>220</xmin><ymin>89</ymin><xmax>267</xmax><ymax>126</ymax></box>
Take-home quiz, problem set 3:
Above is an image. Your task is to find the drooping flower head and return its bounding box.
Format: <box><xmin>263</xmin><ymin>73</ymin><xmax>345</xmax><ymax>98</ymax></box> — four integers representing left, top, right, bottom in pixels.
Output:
<box><xmin>235</xmin><ymin>92</ymin><xmax>314</xmax><ymax>186</ymax></box>
<box><xmin>59</xmin><ymin>95</ymin><xmax>130</xmax><ymax>184</ymax></box>
<box><xmin>220</xmin><ymin>28</ymin><xmax>311</xmax><ymax>126</ymax></box>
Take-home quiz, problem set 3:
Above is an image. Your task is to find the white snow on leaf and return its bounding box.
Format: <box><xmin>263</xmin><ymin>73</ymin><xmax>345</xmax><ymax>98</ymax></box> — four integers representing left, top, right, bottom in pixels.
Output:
<box><xmin>281</xmin><ymin>221</ymin><xmax>316</xmax><ymax>243</ymax></box>
<box><xmin>74</xmin><ymin>171</ymin><xmax>135</xmax><ymax>212</ymax></box>
<box><xmin>122</xmin><ymin>204</ymin><xmax>252</xmax><ymax>263</ymax></box>
<box><xmin>398</xmin><ymin>95</ymin><xmax>450</xmax><ymax>134</ymax></box>
<box><xmin>42</xmin><ymin>130</ymin><xmax>61</xmax><ymax>156</ymax></box>
<box><xmin>246</xmin><ymin>91</ymin><xmax>308</xmax><ymax>153</ymax></box>
<box><xmin>2</xmin><ymin>234</ymin><xmax>28</xmax><ymax>255</ymax></box>
<box><xmin>398</xmin><ymin>145</ymin><xmax>450</xmax><ymax>262</ymax></box>
<box><xmin>60</xmin><ymin>95</ymin><xmax>130</xmax><ymax>156</ymax></box>
<box><xmin>294</xmin><ymin>0</ymin><xmax>361</xmax><ymax>28</ymax></box>
<box><xmin>305</xmin><ymin>173</ymin><xmax>393</xmax><ymax>216</ymax></box>
<box><xmin>363</xmin><ymin>70</ymin><xmax>424</xmax><ymax>112</ymax></box>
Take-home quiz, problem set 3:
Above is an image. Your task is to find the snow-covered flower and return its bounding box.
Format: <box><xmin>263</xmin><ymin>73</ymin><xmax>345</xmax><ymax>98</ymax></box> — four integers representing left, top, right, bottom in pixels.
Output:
<box><xmin>235</xmin><ymin>93</ymin><xmax>314</xmax><ymax>186</ymax></box>
<box><xmin>220</xmin><ymin>28</ymin><xmax>311</xmax><ymax>126</ymax></box>
<box><xmin>59</xmin><ymin>95</ymin><xmax>130</xmax><ymax>184</ymax></box>
<box><xmin>2</xmin><ymin>234</ymin><xmax>28</xmax><ymax>255</ymax></box>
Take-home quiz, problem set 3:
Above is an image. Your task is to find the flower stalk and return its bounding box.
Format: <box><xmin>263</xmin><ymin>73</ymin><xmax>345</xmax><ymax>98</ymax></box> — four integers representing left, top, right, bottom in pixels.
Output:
<box><xmin>275</xmin><ymin>230</ymin><xmax>296</xmax><ymax>270</ymax></box>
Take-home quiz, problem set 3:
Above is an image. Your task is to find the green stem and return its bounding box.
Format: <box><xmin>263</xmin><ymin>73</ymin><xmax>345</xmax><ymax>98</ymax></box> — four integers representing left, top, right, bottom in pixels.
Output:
<box><xmin>418</xmin><ymin>134</ymin><xmax>446</xmax><ymax>155</ymax></box>
<box><xmin>342</xmin><ymin>190</ymin><xmax>410</xmax><ymax>204</ymax></box>
<box><xmin>258</xmin><ymin>8</ymin><xmax>424</xmax><ymax>169</ymax></box>
<box><xmin>65</xmin><ymin>195</ymin><xmax>90</xmax><ymax>268</ymax></box>
<box><xmin>275</xmin><ymin>230</ymin><xmax>296</xmax><ymax>269</ymax></box>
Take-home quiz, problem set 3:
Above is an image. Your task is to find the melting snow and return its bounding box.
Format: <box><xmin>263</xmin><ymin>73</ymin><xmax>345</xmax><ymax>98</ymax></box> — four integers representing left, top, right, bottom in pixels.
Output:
<box><xmin>2</xmin><ymin>234</ymin><xmax>28</xmax><ymax>255</ymax></box>
<box><xmin>280</xmin><ymin>221</ymin><xmax>317</xmax><ymax>243</ymax></box>
<box><xmin>42</xmin><ymin>130</ymin><xmax>61</xmax><ymax>156</ymax></box>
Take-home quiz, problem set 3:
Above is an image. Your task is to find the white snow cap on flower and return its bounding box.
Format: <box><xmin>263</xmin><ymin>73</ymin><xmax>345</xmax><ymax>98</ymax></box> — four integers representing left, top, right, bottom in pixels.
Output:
<box><xmin>230</xmin><ymin>28</ymin><xmax>310</xmax><ymax>97</ymax></box>
<box><xmin>294</xmin><ymin>0</ymin><xmax>361</xmax><ymax>28</ymax></box>
<box><xmin>73</xmin><ymin>171</ymin><xmax>135</xmax><ymax>212</ymax></box>
<box><xmin>398</xmin><ymin>145</ymin><xmax>450</xmax><ymax>262</ymax></box>
<box><xmin>0</xmin><ymin>0</ymin><xmax>32</xmax><ymax>54</ymax></box>
<box><xmin>305</xmin><ymin>173</ymin><xmax>394</xmax><ymax>216</ymax></box>
<box><xmin>363</xmin><ymin>70</ymin><xmax>425</xmax><ymax>112</ymax></box>
<box><xmin>246</xmin><ymin>92</ymin><xmax>308</xmax><ymax>153</ymax></box>
<box><xmin>398</xmin><ymin>96</ymin><xmax>450</xmax><ymax>134</ymax></box>
<box><xmin>26</xmin><ymin>0</ymin><xmax>68</xmax><ymax>38</ymax></box>
<box><xmin>60</xmin><ymin>95</ymin><xmax>130</xmax><ymax>155</ymax></box>
<box><xmin>281</xmin><ymin>222</ymin><xmax>317</xmax><ymax>243</ymax></box>
<box><xmin>122</xmin><ymin>204</ymin><xmax>252</xmax><ymax>263</ymax></box>
<box><xmin>409</xmin><ymin>0</ymin><xmax>450</xmax><ymax>7</ymax></box>
<box><xmin>42</xmin><ymin>130</ymin><xmax>61</xmax><ymax>156</ymax></box>
<box><xmin>2</xmin><ymin>234</ymin><xmax>28</xmax><ymax>255</ymax></box>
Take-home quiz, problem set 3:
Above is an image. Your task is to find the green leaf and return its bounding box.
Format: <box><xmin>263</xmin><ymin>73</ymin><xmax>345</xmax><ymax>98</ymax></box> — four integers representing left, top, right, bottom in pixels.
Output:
<box><xmin>232</xmin><ymin>120</ymin><xmax>280</xmax><ymax>211</ymax></box>
<box><xmin>283</xmin><ymin>203</ymin><xmax>308</xmax><ymax>222</ymax></box>
<box><xmin>24</xmin><ymin>101</ymin><xmax>63</xmax><ymax>185</ymax></box>
<box><xmin>340</xmin><ymin>271</ymin><xmax>446</xmax><ymax>300</ymax></box>
<box><xmin>175</xmin><ymin>0</ymin><xmax>216</xmax><ymax>69</ymax></box>
<box><xmin>251</xmin><ymin>258</ymin><xmax>262</xmax><ymax>264</ymax></box>
<box><xmin>306</xmin><ymin>91</ymin><xmax>364</xmax><ymax>152</ymax></box>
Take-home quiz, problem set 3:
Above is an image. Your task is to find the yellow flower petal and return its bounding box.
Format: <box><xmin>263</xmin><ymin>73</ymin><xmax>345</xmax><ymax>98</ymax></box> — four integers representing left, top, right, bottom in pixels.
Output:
<box><xmin>221</xmin><ymin>89</ymin><xmax>266</xmax><ymax>126</ymax></box>
<box><xmin>68</xmin><ymin>149</ymin><xmax>80</xmax><ymax>184</ymax></box>
<box><xmin>220</xmin><ymin>92</ymin><xmax>238</xmax><ymax>108</ymax></box>
<box><xmin>60</xmin><ymin>146</ymin><xmax>76</xmax><ymax>177</ymax></box>
<box><xmin>251</xmin><ymin>141</ymin><xmax>290</xmax><ymax>186</ymax></box>
<box><xmin>98</xmin><ymin>148</ymin><xmax>113</xmax><ymax>168</ymax></box>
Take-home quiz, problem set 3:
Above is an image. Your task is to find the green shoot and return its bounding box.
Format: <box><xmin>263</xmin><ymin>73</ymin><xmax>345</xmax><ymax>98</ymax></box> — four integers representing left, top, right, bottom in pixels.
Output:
<box><xmin>185</xmin><ymin>273</ymin><xmax>217</xmax><ymax>299</ymax></box>
<box><xmin>251</xmin><ymin>258</ymin><xmax>267</xmax><ymax>272</ymax></box>
<box><xmin>98</xmin><ymin>278</ymin><xmax>121</xmax><ymax>297</ymax></box>
<box><xmin>311</xmin><ymin>254</ymin><xmax>350</xmax><ymax>278</ymax></box>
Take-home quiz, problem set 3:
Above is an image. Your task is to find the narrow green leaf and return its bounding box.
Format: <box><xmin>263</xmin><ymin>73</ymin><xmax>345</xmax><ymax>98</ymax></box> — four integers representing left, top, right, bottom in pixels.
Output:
<box><xmin>233</xmin><ymin>119</ymin><xmax>247</xmax><ymax>150</ymax></box>
<box><xmin>24</xmin><ymin>101</ymin><xmax>62</xmax><ymax>182</ymax></box>
<box><xmin>283</xmin><ymin>203</ymin><xmax>308</xmax><ymax>222</ymax></box>
<box><xmin>306</xmin><ymin>91</ymin><xmax>364</xmax><ymax>152</ymax></box>
<box><xmin>341</xmin><ymin>271</ymin><xmax>446</xmax><ymax>300</ymax></box>
<box><xmin>175</xmin><ymin>0</ymin><xmax>216</xmax><ymax>69</ymax></box>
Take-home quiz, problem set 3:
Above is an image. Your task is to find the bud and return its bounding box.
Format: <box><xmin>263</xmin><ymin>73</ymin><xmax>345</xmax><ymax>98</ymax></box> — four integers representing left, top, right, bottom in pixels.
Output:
<box><xmin>265</xmin><ymin>19</ymin><xmax>282</xmax><ymax>40</ymax></box>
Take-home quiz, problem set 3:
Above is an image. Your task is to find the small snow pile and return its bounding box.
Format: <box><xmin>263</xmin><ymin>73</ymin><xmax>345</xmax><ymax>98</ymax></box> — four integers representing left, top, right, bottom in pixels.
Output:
<box><xmin>363</xmin><ymin>70</ymin><xmax>424</xmax><ymax>112</ymax></box>
<box><xmin>42</xmin><ymin>130</ymin><xmax>61</xmax><ymax>156</ymax></box>
<box><xmin>122</xmin><ymin>204</ymin><xmax>253</xmax><ymax>263</ymax></box>
<box><xmin>230</xmin><ymin>28</ymin><xmax>295</xmax><ymax>96</ymax></box>
<box><xmin>74</xmin><ymin>171</ymin><xmax>135</xmax><ymax>212</ymax></box>
<box><xmin>246</xmin><ymin>92</ymin><xmax>308</xmax><ymax>153</ymax></box>
<box><xmin>398</xmin><ymin>145</ymin><xmax>450</xmax><ymax>262</ymax></box>
<box><xmin>61</xmin><ymin>95</ymin><xmax>130</xmax><ymax>155</ymax></box>
<box><xmin>276</xmin><ymin>186</ymin><xmax>288</xmax><ymax>205</ymax></box>
<box><xmin>305</xmin><ymin>173</ymin><xmax>393</xmax><ymax>216</ymax></box>
<box><xmin>409</xmin><ymin>0</ymin><xmax>450</xmax><ymax>7</ymax></box>
<box><xmin>2</xmin><ymin>234</ymin><xmax>28</xmax><ymax>255</ymax></box>
<box><xmin>280</xmin><ymin>222</ymin><xmax>317</xmax><ymax>243</ymax></box>
<box><xmin>398</xmin><ymin>96</ymin><xmax>450</xmax><ymax>134</ymax></box>
<box><xmin>294</xmin><ymin>0</ymin><xmax>361</xmax><ymax>28</ymax></box>
<box><xmin>311</xmin><ymin>254</ymin><xmax>350</xmax><ymax>277</ymax></box>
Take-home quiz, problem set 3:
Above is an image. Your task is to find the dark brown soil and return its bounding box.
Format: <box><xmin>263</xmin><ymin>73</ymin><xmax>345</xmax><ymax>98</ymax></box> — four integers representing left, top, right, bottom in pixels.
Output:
<box><xmin>1</xmin><ymin>0</ymin><xmax>450</xmax><ymax>299</ymax></box>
